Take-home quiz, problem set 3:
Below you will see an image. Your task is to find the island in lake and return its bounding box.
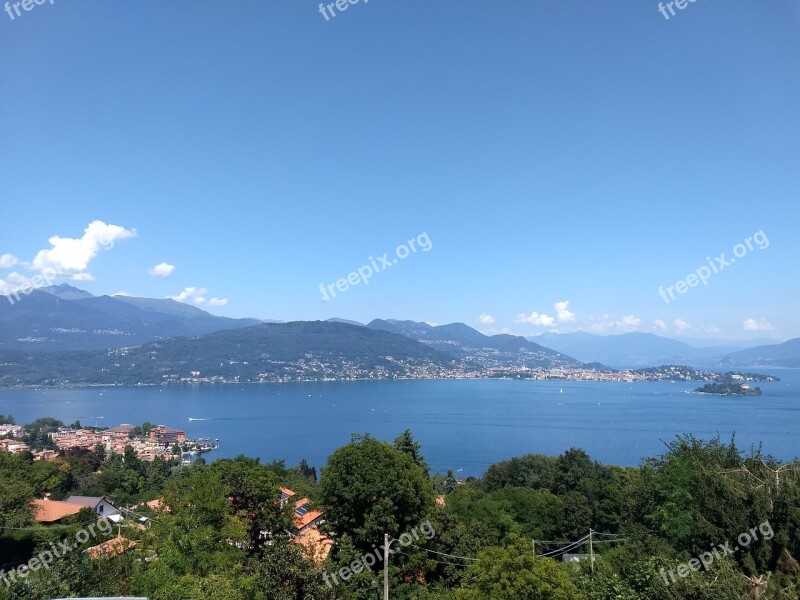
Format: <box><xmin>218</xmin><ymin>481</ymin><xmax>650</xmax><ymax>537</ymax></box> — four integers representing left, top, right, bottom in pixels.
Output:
<box><xmin>695</xmin><ymin>382</ymin><xmax>762</xmax><ymax>396</ymax></box>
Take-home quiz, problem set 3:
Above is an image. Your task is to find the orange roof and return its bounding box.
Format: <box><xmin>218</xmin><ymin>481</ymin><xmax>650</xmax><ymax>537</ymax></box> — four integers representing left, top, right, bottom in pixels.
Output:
<box><xmin>143</xmin><ymin>498</ymin><xmax>169</xmax><ymax>513</ymax></box>
<box><xmin>435</xmin><ymin>497</ymin><xmax>446</xmax><ymax>507</ymax></box>
<box><xmin>85</xmin><ymin>536</ymin><xmax>137</xmax><ymax>559</ymax></box>
<box><xmin>293</xmin><ymin>498</ymin><xmax>323</xmax><ymax>530</ymax></box>
<box><xmin>293</xmin><ymin>526</ymin><xmax>333</xmax><ymax>564</ymax></box>
<box><xmin>279</xmin><ymin>487</ymin><xmax>295</xmax><ymax>498</ymax></box>
<box><xmin>31</xmin><ymin>499</ymin><xmax>83</xmax><ymax>523</ymax></box>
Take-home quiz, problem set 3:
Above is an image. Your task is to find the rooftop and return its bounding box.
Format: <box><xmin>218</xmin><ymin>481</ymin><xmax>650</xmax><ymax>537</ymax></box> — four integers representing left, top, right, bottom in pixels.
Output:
<box><xmin>31</xmin><ymin>499</ymin><xmax>83</xmax><ymax>523</ymax></box>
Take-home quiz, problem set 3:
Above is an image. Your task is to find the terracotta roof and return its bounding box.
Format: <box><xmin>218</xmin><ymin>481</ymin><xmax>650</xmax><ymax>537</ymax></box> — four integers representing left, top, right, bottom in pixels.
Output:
<box><xmin>85</xmin><ymin>536</ymin><xmax>137</xmax><ymax>559</ymax></box>
<box><xmin>138</xmin><ymin>498</ymin><xmax>169</xmax><ymax>513</ymax></box>
<box><xmin>109</xmin><ymin>425</ymin><xmax>135</xmax><ymax>433</ymax></box>
<box><xmin>31</xmin><ymin>499</ymin><xmax>83</xmax><ymax>523</ymax></box>
<box><xmin>293</xmin><ymin>526</ymin><xmax>333</xmax><ymax>564</ymax></box>
<box><xmin>293</xmin><ymin>498</ymin><xmax>323</xmax><ymax>530</ymax></box>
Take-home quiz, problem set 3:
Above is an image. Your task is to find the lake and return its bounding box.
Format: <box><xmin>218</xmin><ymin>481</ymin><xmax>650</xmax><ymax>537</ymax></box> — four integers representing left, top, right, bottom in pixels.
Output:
<box><xmin>1</xmin><ymin>371</ymin><xmax>798</xmax><ymax>476</ymax></box>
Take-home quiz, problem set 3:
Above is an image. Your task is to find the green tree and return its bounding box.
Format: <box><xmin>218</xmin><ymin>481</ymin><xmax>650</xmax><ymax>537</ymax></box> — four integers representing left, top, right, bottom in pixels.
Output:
<box><xmin>320</xmin><ymin>434</ymin><xmax>435</xmax><ymax>551</ymax></box>
<box><xmin>394</xmin><ymin>429</ymin><xmax>430</xmax><ymax>476</ymax></box>
<box><xmin>433</xmin><ymin>469</ymin><xmax>458</xmax><ymax>495</ymax></box>
<box><xmin>456</xmin><ymin>536</ymin><xmax>584</xmax><ymax>600</ymax></box>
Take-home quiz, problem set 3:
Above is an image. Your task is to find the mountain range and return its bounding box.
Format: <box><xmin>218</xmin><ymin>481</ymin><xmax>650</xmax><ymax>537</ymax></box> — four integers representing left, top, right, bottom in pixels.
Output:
<box><xmin>0</xmin><ymin>284</ymin><xmax>259</xmax><ymax>352</ymax></box>
<box><xmin>0</xmin><ymin>286</ymin><xmax>798</xmax><ymax>378</ymax></box>
<box><xmin>0</xmin><ymin>321</ymin><xmax>457</xmax><ymax>387</ymax></box>
<box><xmin>365</xmin><ymin>319</ymin><xmax>580</xmax><ymax>369</ymax></box>
<box><xmin>529</xmin><ymin>332</ymin><xmax>735</xmax><ymax>368</ymax></box>
<box><xmin>528</xmin><ymin>331</ymin><xmax>799</xmax><ymax>369</ymax></box>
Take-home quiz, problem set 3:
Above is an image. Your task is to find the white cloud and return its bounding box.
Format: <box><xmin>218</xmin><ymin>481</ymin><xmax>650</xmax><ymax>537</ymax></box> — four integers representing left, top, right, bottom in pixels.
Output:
<box><xmin>516</xmin><ymin>311</ymin><xmax>556</xmax><ymax>327</ymax></box>
<box><xmin>554</xmin><ymin>301</ymin><xmax>575</xmax><ymax>323</ymax></box>
<box><xmin>674</xmin><ymin>318</ymin><xmax>691</xmax><ymax>332</ymax></box>
<box><xmin>477</xmin><ymin>313</ymin><xmax>495</xmax><ymax>325</ymax></box>
<box><xmin>167</xmin><ymin>286</ymin><xmax>208</xmax><ymax>303</ymax></box>
<box><xmin>71</xmin><ymin>272</ymin><xmax>95</xmax><ymax>281</ymax></box>
<box><xmin>5</xmin><ymin>272</ymin><xmax>29</xmax><ymax>285</ymax></box>
<box><xmin>617</xmin><ymin>315</ymin><xmax>642</xmax><ymax>329</ymax></box>
<box><xmin>0</xmin><ymin>254</ymin><xmax>18</xmax><ymax>269</ymax></box>
<box><xmin>148</xmin><ymin>262</ymin><xmax>175</xmax><ymax>278</ymax></box>
<box><xmin>588</xmin><ymin>314</ymin><xmax>642</xmax><ymax>333</ymax></box>
<box><xmin>29</xmin><ymin>220</ymin><xmax>136</xmax><ymax>280</ymax></box>
<box><xmin>167</xmin><ymin>287</ymin><xmax>227</xmax><ymax>307</ymax></box>
<box><xmin>654</xmin><ymin>319</ymin><xmax>668</xmax><ymax>332</ymax></box>
<box><xmin>743</xmin><ymin>318</ymin><xmax>775</xmax><ymax>332</ymax></box>
<box><xmin>0</xmin><ymin>270</ymin><xmax>58</xmax><ymax>297</ymax></box>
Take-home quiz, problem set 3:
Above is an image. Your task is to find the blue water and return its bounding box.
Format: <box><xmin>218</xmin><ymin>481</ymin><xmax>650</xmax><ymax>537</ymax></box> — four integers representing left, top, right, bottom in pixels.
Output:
<box><xmin>1</xmin><ymin>371</ymin><xmax>798</xmax><ymax>476</ymax></box>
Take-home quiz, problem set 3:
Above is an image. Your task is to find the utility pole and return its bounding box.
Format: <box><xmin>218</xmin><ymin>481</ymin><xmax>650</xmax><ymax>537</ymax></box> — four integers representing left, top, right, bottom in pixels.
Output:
<box><xmin>589</xmin><ymin>529</ymin><xmax>595</xmax><ymax>576</ymax></box>
<box><xmin>384</xmin><ymin>533</ymin><xmax>390</xmax><ymax>600</ymax></box>
<box><xmin>532</xmin><ymin>539</ymin><xmax>535</xmax><ymax>556</ymax></box>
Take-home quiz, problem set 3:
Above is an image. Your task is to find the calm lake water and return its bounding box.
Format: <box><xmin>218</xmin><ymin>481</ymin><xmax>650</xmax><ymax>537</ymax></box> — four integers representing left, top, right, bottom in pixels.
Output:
<box><xmin>1</xmin><ymin>371</ymin><xmax>798</xmax><ymax>476</ymax></box>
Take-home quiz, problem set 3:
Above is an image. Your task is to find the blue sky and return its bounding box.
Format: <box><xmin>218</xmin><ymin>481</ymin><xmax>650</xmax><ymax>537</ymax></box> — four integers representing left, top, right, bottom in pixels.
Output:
<box><xmin>1</xmin><ymin>1</ymin><xmax>798</xmax><ymax>341</ymax></box>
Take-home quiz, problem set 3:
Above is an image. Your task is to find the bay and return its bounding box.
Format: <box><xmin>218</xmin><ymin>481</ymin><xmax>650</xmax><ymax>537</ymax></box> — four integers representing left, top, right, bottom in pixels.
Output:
<box><xmin>1</xmin><ymin>370</ymin><xmax>798</xmax><ymax>477</ymax></box>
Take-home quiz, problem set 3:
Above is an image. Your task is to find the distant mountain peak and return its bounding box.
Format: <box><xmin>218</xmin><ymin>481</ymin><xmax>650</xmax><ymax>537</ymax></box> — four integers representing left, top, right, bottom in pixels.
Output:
<box><xmin>327</xmin><ymin>318</ymin><xmax>365</xmax><ymax>327</ymax></box>
<box><xmin>366</xmin><ymin>318</ymin><xmax>580</xmax><ymax>368</ymax></box>
<box><xmin>38</xmin><ymin>284</ymin><xmax>94</xmax><ymax>300</ymax></box>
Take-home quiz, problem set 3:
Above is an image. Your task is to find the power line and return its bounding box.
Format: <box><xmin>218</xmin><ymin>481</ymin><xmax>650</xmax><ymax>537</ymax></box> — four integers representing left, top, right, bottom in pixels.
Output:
<box><xmin>392</xmin><ymin>546</ymin><xmax>473</xmax><ymax>568</ymax></box>
<box><xmin>534</xmin><ymin>532</ymin><xmax>627</xmax><ymax>558</ymax></box>
<box><xmin>406</xmin><ymin>543</ymin><xmax>478</xmax><ymax>562</ymax></box>
<box><xmin>537</xmin><ymin>535</ymin><xmax>590</xmax><ymax>558</ymax></box>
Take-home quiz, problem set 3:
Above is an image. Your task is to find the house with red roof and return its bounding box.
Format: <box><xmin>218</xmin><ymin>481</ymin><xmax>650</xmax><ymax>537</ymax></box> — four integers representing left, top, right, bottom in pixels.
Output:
<box><xmin>278</xmin><ymin>487</ymin><xmax>332</xmax><ymax>563</ymax></box>
<box><xmin>31</xmin><ymin>499</ymin><xmax>83</xmax><ymax>523</ymax></box>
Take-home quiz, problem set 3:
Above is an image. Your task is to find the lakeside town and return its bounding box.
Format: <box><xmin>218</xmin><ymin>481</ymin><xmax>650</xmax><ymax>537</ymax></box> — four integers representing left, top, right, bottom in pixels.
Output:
<box><xmin>0</xmin><ymin>420</ymin><xmax>217</xmax><ymax>463</ymax></box>
<box><xmin>160</xmin><ymin>363</ymin><xmax>780</xmax><ymax>385</ymax></box>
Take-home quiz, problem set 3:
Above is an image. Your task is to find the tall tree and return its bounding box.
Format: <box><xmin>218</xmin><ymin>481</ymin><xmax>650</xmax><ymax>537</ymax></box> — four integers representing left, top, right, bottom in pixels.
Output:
<box><xmin>393</xmin><ymin>429</ymin><xmax>430</xmax><ymax>477</ymax></box>
<box><xmin>320</xmin><ymin>434</ymin><xmax>435</xmax><ymax>550</ymax></box>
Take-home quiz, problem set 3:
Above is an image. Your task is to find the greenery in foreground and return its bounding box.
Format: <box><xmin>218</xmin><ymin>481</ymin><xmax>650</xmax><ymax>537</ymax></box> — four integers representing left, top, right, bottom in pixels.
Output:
<box><xmin>1</xmin><ymin>423</ymin><xmax>799</xmax><ymax>599</ymax></box>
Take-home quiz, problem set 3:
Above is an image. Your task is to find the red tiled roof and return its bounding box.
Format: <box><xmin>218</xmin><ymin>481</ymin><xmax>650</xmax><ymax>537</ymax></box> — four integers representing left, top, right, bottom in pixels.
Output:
<box><xmin>293</xmin><ymin>498</ymin><xmax>323</xmax><ymax>530</ymax></box>
<box><xmin>85</xmin><ymin>536</ymin><xmax>137</xmax><ymax>559</ymax></box>
<box><xmin>31</xmin><ymin>499</ymin><xmax>83</xmax><ymax>523</ymax></box>
<box><xmin>293</xmin><ymin>527</ymin><xmax>333</xmax><ymax>564</ymax></box>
